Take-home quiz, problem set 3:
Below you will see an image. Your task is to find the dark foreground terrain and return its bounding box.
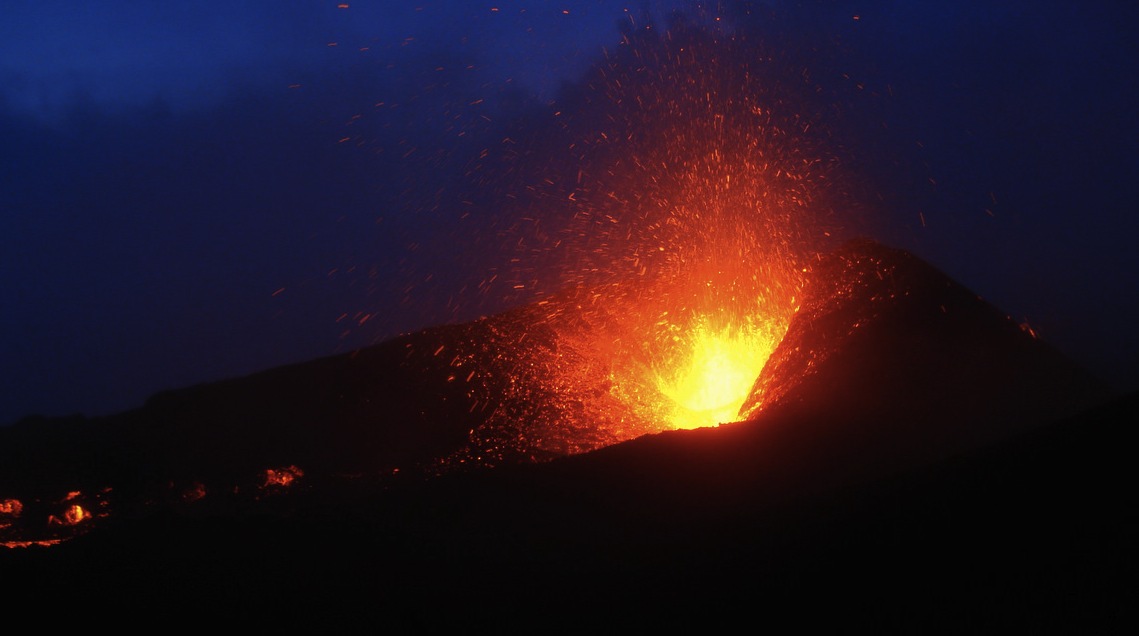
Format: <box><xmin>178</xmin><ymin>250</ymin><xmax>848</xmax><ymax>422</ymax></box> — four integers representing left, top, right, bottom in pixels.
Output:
<box><xmin>2</xmin><ymin>240</ymin><xmax>1132</xmax><ymax>631</ymax></box>
<box><xmin>2</xmin><ymin>391</ymin><xmax>1134</xmax><ymax>631</ymax></box>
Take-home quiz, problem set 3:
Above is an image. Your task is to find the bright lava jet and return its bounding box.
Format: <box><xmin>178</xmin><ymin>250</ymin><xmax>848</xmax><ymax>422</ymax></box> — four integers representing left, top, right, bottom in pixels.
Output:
<box><xmin>495</xmin><ymin>25</ymin><xmax>831</xmax><ymax>427</ymax></box>
<box><xmin>655</xmin><ymin>318</ymin><xmax>781</xmax><ymax>429</ymax></box>
<box><xmin>426</xmin><ymin>18</ymin><xmax>841</xmax><ymax>468</ymax></box>
<box><xmin>0</xmin><ymin>15</ymin><xmax>851</xmax><ymax>550</ymax></box>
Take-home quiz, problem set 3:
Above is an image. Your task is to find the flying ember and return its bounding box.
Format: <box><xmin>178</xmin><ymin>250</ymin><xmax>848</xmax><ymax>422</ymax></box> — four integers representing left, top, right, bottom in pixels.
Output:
<box><xmin>434</xmin><ymin>18</ymin><xmax>838</xmax><ymax>467</ymax></box>
<box><xmin>525</xmin><ymin>28</ymin><xmax>823</xmax><ymax>417</ymax></box>
<box><xmin>0</xmin><ymin>12</ymin><xmax>851</xmax><ymax>549</ymax></box>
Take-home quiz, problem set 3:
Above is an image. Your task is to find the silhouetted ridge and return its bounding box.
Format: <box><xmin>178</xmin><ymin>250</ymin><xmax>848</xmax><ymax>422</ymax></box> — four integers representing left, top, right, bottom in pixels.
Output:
<box><xmin>0</xmin><ymin>239</ymin><xmax>1131</xmax><ymax>630</ymax></box>
<box><xmin>741</xmin><ymin>239</ymin><xmax>1112</xmax><ymax>464</ymax></box>
<box><xmin>0</xmin><ymin>239</ymin><xmax>1116</xmax><ymax>547</ymax></box>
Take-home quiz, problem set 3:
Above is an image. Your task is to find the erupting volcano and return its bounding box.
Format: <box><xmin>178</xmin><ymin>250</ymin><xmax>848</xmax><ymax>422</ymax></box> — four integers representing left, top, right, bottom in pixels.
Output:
<box><xmin>1</xmin><ymin>12</ymin><xmax>1133</xmax><ymax>633</ymax></box>
<box><xmin>427</xmin><ymin>20</ymin><xmax>837</xmax><ymax>442</ymax></box>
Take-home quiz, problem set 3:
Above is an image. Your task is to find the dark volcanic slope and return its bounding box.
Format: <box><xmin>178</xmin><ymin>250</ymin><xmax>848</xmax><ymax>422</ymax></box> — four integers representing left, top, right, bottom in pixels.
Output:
<box><xmin>747</xmin><ymin>239</ymin><xmax>1110</xmax><ymax>426</ymax></box>
<box><xmin>736</xmin><ymin>238</ymin><xmax>1114</xmax><ymax>489</ymax></box>
<box><xmin>0</xmin><ymin>321</ymin><xmax>486</xmax><ymax>503</ymax></box>
<box><xmin>0</xmin><ymin>239</ymin><xmax>1128</xmax><ymax>630</ymax></box>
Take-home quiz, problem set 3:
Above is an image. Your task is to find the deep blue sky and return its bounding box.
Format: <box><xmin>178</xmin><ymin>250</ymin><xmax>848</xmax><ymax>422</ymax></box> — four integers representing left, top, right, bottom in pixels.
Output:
<box><xmin>3</xmin><ymin>1</ymin><xmax>1137</xmax><ymax>425</ymax></box>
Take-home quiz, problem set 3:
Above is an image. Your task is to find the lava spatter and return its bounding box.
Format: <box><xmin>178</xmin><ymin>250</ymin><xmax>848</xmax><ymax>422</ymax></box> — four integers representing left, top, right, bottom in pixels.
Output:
<box><xmin>447</xmin><ymin>20</ymin><xmax>841</xmax><ymax>444</ymax></box>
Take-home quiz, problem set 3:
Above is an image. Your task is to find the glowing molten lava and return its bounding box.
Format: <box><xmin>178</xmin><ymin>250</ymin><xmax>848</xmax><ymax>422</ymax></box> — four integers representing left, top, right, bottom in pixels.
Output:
<box><xmin>261</xmin><ymin>465</ymin><xmax>304</xmax><ymax>489</ymax></box>
<box><xmin>49</xmin><ymin>504</ymin><xmax>90</xmax><ymax>526</ymax></box>
<box><xmin>655</xmin><ymin>319</ymin><xmax>778</xmax><ymax>429</ymax></box>
<box><xmin>424</xmin><ymin>22</ymin><xmax>840</xmax><ymax>470</ymax></box>
<box><xmin>0</xmin><ymin>498</ymin><xmax>21</xmax><ymax>518</ymax></box>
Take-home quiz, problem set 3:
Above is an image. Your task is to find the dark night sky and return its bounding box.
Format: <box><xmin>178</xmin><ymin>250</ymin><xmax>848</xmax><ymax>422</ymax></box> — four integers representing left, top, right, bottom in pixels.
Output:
<box><xmin>3</xmin><ymin>1</ymin><xmax>1137</xmax><ymax>426</ymax></box>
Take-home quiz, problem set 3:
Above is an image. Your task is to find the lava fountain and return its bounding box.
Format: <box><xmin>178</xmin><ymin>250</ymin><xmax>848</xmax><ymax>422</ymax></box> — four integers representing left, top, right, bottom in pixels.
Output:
<box><xmin>519</xmin><ymin>24</ymin><xmax>831</xmax><ymax>423</ymax></box>
<box><xmin>654</xmin><ymin>317</ymin><xmax>781</xmax><ymax>429</ymax></box>
<box><xmin>438</xmin><ymin>19</ymin><xmax>842</xmax><ymax>465</ymax></box>
<box><xmin>2</xmin><ymin>12</ymin><xmax>851</xmax><ymax>547</ymax></box>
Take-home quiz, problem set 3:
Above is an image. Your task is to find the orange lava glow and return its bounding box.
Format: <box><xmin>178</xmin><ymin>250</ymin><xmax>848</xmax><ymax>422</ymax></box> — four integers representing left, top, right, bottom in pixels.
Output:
<box><xmin>0</xmin><ymin>498</ymin><xmax>23</xmax><ymax>533</ymax></box>
<box><xmin>261</xmin><ymin>465</ymin><xmax>304</xmax><ymax>488</ymax></box>
<box><xmin>182</xmin><ymin>482</ymin><xmax>208</xmax><ymax>502</ymax></box>
<box><xmin>577</xmin><ymin>271</ymin><xmax>797</xmax><ymax>432</ymax></box>
<box><xmin>2</xmin><ymin>539</ymin><xmax>66</xmax><ymax>549</ymax></box>
<box><xmin>49</xmin><ymin>504</ymin><xmax>90</xmax><ymax>526</ymax></box>
<box><xmin>428</xmin><ymin>23</ymin><xmax>838</xmax><ymax>471</ymax></box>
<box><xmin>0</xmin><ymin>498</ymin><xmax>22</xmax><ymax>517</ymax></box>
<box><xmin>528</xmin><ymin>28</ymin><xmax>823</xmax><ymax>431</ymax></box>
<box><xmin>655</xmin><ymin>318</ymin><xmax>780</xmax><ymax>429</ymax></box>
